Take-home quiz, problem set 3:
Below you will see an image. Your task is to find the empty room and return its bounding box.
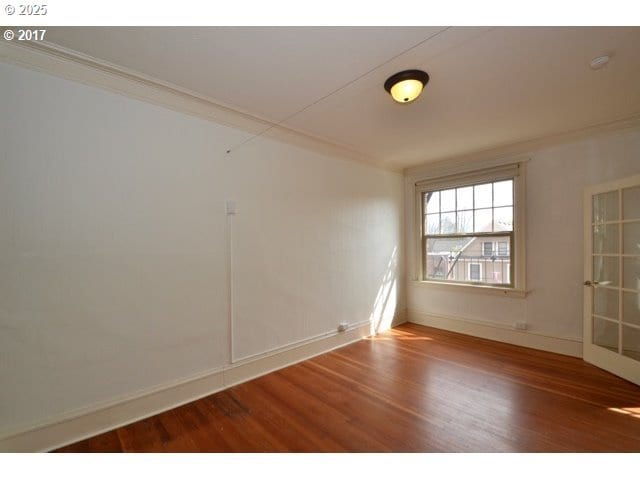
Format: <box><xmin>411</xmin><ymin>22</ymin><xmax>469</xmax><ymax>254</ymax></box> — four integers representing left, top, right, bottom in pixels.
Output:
<box><xmin>1</xmin><ymin>11</ymin><xmax>640</xmax><ymax>457</ymax></box>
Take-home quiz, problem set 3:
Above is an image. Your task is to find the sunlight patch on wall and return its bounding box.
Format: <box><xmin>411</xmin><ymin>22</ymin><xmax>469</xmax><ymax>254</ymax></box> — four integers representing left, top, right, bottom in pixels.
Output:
<box><xmin>369</xmin><ymin>247</ymin><xmax>398</xmax><ymax>336</ymax></box>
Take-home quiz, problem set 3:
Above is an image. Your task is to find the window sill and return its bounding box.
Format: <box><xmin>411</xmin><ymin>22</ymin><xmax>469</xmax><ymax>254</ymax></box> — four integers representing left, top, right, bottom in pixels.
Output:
<box><xmin>412</xmin><ymin>280</ymin><xmax>528</xmax><ymax>298</ymax></box>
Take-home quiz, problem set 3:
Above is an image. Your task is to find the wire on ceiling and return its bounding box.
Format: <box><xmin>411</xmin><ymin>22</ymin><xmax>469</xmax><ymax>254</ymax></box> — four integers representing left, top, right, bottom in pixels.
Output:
<box><xmin>224</xmin><ymin>26</ymin><xmax>452</xmax><ymax>155</ymax></box>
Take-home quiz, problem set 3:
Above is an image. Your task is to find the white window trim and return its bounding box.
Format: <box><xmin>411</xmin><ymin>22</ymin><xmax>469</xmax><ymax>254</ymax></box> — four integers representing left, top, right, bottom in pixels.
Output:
<box><xmin>414</xmin><ymin>160</ymin><xmax>528</xmax><ymax>297</ymax></box>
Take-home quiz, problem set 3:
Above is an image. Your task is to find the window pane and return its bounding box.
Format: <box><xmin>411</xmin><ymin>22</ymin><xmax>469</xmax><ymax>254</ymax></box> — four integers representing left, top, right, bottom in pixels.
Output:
<box><xmin>498</xmin><ymin>242</ymin><xmax>508</xmax><ymax>256</ymax></box>
<box><xmin>457</xmin><ymin>186</ymin><xmax>473</xmax><ymax>210</ymax></box>
<box><xmin>441</xmin><ymin>212</ymin><xmax>456</xmax><ymax>234</ymax></box>
<box><xmin>474</xmin><ymin>183</ymin><xmax>492</xmax><ymax>209</ymax></box>
<box><xmin>623</xmin><ymin>186</ymin><xmax>640</xmax><ymax>220</ymax></box>
<box><xmin>425</xmin><ymin>234</ymin><xmax>511</xmax><ymax>285</ymax></box>
<box><xmin>440</xmin><ymin>189</ymin><xmax>456</xmax><ymax>212</ymax></box>
<box><xmin>425</xmin><ymin>191</ymin><xmax>440</xmax><ymax>214</ymax></box>
<box><xmin>456</xmin><ymin>210</ymin><xmax>473</xmax><ymax>233</ymax></box>
<box><xmin>425</xmin><ymin>237</ymin><xmax>472</xmax><ymax>281</ymax></box>
<box><xmin>494</xmin><ymin>206</ymin><xmax>513</xmax><ymax>232</ymax></box>
<box><xmin>623</xmin><ymin>221</ymin><xmax>640</xmax><ymax>255</ymax></box>
<box><xmin>474</xmin><ymin>208</ymin><xmax>492</xmax><ymax>232</ymax></box>
<box><xmin>426</xmin><ymin>214</ymin><xmax>440</xmax><ymax>234</ymax></box>
<box><xmin>493</xmin><ymin>180</ymin><xmax>513</xmax><ymax>207</ymax></box>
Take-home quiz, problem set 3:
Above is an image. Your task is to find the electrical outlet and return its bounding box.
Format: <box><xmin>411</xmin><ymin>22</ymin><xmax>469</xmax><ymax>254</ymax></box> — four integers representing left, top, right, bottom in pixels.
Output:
<box><xmin>514</xmin><ymin>321</ymin><xmax>527</xmax><ymax>331</ymax></box>
<box><xmin>337</xmin><ymin>322</ymin><xmax>349</xmax><ymax>332</ymax></box>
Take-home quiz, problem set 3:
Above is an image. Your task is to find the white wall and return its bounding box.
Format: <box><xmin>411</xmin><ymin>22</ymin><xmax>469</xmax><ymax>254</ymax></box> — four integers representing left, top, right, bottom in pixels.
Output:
<box><xmin>0</xmin><ymin>62</ymin><xmax>404</xmax><ymax>436</ymax></box>
<box><xmin>405</xmin><ymin>127</ymin><xmax>640</xmax><ymax>344</ymax></box>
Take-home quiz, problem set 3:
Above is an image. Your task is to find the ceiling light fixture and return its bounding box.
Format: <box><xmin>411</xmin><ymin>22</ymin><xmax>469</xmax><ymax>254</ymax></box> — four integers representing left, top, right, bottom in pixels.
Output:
<box><xmin>384</xmin><ymin>69</ymin><xmax>430</xmax><ymax>104</ymax></box>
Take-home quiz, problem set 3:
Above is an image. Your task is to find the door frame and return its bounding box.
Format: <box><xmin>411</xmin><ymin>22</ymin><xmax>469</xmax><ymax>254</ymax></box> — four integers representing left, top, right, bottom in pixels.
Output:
<box><xmin>583</xmin><ymin>173</ymin><xmax>640</xmax><ymax>386</ymax></box>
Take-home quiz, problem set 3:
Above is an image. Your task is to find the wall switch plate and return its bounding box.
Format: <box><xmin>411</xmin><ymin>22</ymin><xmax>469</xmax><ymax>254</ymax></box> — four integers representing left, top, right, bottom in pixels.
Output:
<box><xmin>225</xmin><ymin>201</ymin><xmax>236</xmax><ymax>215</ymax></box>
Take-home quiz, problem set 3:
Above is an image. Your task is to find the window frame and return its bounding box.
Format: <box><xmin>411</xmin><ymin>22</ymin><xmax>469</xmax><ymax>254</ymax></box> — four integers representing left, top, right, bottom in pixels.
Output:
<box><xmin>414</xmin><ymin>162</ymin><xmax>527</xmax><ymax>296</ymax></box>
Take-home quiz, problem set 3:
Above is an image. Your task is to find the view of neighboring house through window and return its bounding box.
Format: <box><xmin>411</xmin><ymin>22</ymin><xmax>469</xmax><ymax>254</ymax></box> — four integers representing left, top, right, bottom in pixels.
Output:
<box><xmin>422</xmin><ymin>177</ymin><xmax>514</xmax><ymax>286</ymax></box>
<box><xmin>469</xmin><ymin>263</ymin><xmax>482</xmax><ymax>281</ymax></box>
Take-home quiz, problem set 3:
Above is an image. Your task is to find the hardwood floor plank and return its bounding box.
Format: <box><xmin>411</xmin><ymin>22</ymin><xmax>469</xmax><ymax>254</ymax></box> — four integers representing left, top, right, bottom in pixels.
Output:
<box><xmin>55</xmin><ymin>430</ymin><xmax>122</xmax><ymax>453</ymax></box>
<box><xmin>55</xmin><ymin>323</ymin><xmax>640</xmax><ymax>453</ymax></box>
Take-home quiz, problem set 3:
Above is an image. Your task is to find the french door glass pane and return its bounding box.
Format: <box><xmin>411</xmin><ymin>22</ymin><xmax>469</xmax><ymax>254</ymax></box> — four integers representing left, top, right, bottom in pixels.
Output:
<box><xmin>593</xmin><ymin>190</ymin><xmax>618</xmax><ymax>223</ymax></box>
<box><xmin>623</xmin><ymin>291</ymin><xmax>640</xmax><ymax>327</ymax></box>
<box><xmin>593</xmin><ymin>317</ymin><xmax>618</xmax><ymax>352</ymax></box>
<box><xmin>623</xmin><ymin>222</ymin><xmax>640</xmax><ymax>255</ymax></box>
<box><xmin>622</xmin><ymin>186</ymin><xmax>640</xmax><ymax>220</ymax></box>
<box><xmin>623</xmin><ymin>256</ymin><xmax>640</xmax><ymax>290</ymax></box>
<box><xmin>593</xmin><ymin>256</ymin><xmax>618</xmax><ymax>287</ymax></box>
<box><xmin>594</xmin><ymin>288</ymin><xmax>619</xmax><ymax>320</ymax></box>
<box><xmin>622</xmin><ymin>325</ymin><xmax>640</xmax><ymax>361</ymax></box>
<box><xmin>593</xmin><ymin>224</ymin><xmax>619</xmax><ymax>254</ymax></box>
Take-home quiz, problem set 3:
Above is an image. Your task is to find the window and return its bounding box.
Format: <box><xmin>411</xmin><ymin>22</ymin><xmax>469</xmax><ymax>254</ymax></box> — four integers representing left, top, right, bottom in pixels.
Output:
<box><xmin>417</xmin><ymin>162</ymin><xmax>525</xmax><ymax>291</ymax></box>
<box><xmin>469</xmin><ymin>263</ymin><xmax>482</xmax><ymax>281</ymax></box>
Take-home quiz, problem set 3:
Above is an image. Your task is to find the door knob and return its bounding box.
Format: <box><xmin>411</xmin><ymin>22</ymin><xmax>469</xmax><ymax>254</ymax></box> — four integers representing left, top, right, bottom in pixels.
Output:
<box><xmin>584</xmin><ymin>280</ymin><xmax>599</xmax><ymax>286</ymax></box>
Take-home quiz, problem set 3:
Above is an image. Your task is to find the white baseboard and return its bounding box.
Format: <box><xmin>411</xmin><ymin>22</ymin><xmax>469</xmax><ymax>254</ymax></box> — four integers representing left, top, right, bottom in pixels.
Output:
<box><xmin>0</xmin><ymin>322</ymin><xmax>376</xmax><ymax>452</ymax></box>
<box><xmin>407</xmin><ymin>309</ymin><xmax>582</xmax><ymax>358</ymax></box>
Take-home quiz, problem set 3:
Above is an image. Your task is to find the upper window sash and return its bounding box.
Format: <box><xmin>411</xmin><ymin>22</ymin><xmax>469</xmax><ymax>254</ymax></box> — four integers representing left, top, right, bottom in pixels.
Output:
<box><xmin>415</xmin><ymin>163</ymin><xmax>521</xmax><ymax>193</ymax></box>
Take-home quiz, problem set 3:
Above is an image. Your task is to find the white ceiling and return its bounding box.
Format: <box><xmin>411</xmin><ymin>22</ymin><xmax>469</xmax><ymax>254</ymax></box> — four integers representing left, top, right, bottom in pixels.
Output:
<box><xmin>43</xmin><ymin>26</ymin><xmax>640</xmax><ymax>170</ymax></box>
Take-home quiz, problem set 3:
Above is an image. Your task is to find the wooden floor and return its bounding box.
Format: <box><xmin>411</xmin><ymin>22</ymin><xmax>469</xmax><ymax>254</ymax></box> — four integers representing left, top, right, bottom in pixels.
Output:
<box><xmin>56</xmin><ymin>323</ymin><xmax>640</xmax><ymax>452</ymax></box>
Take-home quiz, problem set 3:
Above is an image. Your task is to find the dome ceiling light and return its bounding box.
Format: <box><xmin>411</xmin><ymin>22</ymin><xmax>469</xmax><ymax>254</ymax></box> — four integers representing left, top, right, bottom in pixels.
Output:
<box><xmin>384</xmin><ymin>69</ymin><xmax>430</xmax><ymax>104</ymax></box>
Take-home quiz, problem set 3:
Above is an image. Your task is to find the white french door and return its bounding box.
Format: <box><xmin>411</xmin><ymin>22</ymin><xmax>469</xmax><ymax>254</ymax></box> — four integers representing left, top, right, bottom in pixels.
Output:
<box><xmin>584</xmin><ymin>174</ymin><xmax>640</xmax><ymax>386</ymax></box>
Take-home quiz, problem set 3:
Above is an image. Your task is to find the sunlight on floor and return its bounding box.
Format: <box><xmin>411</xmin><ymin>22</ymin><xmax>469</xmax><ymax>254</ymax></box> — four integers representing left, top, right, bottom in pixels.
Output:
<box><xmin>368</xmin><ymin>335</ymin><xmax>434</xmax><ymax>342</ymax></box>
<box><xmin>367</xmin><ymin>328</ymin><xmax>433</xmax><ymax>342</ymax></box>
<box><xmin>607</xmin><ymin>407</ymin><xmax>640</xmax><ymax>419</ymax></box>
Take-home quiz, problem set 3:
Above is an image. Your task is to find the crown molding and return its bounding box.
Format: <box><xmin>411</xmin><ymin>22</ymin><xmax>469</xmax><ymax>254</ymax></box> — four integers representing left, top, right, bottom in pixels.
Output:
<box><xmin>404</xmin><ymin>113</ymin><xmax>640</xmax><ymax>178</ymax></box>
<box><xmin>0</xmin><ymin>40</ymin><xmax>392</xmax><ymax>171</ymax></box>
